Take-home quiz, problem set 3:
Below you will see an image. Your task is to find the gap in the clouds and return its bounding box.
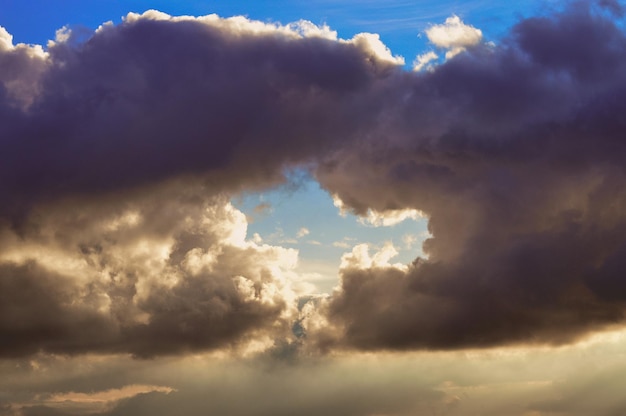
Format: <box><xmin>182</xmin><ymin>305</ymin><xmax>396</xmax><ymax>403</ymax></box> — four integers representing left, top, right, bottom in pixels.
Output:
<box><xmin>231</xmin><ymin>172</ymin><xmax>429</xmax><ymax>294</ymax></box>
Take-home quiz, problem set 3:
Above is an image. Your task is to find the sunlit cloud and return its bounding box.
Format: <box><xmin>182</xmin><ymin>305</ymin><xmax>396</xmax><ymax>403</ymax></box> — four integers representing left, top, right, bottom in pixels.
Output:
<box><xmin>425</xmin><ymin>14</ymin><xmax>483</xmax><ymax>58</ymax></box>
<box><xmin>297</xmin><ymin>227</ymin><xmax>310</xmax><ymax>238</ymax></box>
<box><xmin>413</xmin><ymin>50</ymin><xmax>438</xmax><ymax>71</ymax></box>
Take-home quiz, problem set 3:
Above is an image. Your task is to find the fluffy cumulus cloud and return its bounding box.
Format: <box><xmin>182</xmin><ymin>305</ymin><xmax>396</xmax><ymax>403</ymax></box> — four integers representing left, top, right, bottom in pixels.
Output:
<box><xmin>0</xmin><ymin>26</ymin><xmax>47</xmax><ymax>107</ymax></box>
<box><xmin>425</xmin><ymin>15</ymin><xmax>483</xmax><ymax>58</ymax></box>
<box><xmin>2</xmin><ymin>0</ymin><xmax>626</xmax><ymax>365</ymax></box>
<box><xmin>0</xmin><ymin>182</ymin><xmax>302</xmax><ymax>358</ymax></box>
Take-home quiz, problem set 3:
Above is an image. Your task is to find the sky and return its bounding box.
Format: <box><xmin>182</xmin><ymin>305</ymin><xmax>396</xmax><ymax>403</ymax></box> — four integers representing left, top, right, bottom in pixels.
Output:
<box><xmin>2</xmin><ymin>0</ymin><xmax>626</xmax><ymax>415</ymax></box>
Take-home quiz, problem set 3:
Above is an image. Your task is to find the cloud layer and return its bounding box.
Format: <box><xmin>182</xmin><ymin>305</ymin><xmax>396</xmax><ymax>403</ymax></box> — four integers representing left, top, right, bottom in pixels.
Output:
<box><xmin>2</xmin><ymin>1</ymin><xmax>626</xmax><ymax>359</ymax></box>
<box><xmin>316</xmin><ymin>1</ymin><xmax>626</xmax><ymax>350</ymax></box>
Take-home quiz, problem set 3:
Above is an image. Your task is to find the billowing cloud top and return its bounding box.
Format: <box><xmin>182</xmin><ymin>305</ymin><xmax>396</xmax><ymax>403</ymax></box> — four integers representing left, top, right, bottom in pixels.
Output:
<box><xmin>426</xmin><ymin>15</ymin><xmax>482</xmax><ymax>58</ymax></box>
<box><xmin>2</xmin><ymin>1</ymin><xmax>626</xmax><ymax>359</ymax></box>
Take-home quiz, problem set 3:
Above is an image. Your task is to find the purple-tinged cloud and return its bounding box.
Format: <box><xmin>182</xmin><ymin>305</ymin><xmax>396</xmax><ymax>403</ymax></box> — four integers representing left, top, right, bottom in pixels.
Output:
<box><xmin>3</xmin><ymin>2</ymin><xmax>626</xmax><ymax>357</ymax></box>
<box><xmin>314</xmin><ymin>1</ymin><xmax>626</xmax><ymax>350</ymax></box>
<box><xmin>0</xmin><ymin>179</ymin><xmax>310</xmax><ymax>357</ymax></box>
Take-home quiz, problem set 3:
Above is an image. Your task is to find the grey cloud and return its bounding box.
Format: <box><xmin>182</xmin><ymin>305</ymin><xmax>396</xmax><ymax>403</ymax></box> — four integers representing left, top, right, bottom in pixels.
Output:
<box><xmin>0</xmin><ymin>260</ymin><xmax>116</xmax><ymax>357</ymax></box>
<box><xmin>3</xmin><ymin>0</ymin><xmax>626</xmax><ymax>358</ymax></box>
<box><xmin>0</xmin><ymin>13</ymin><xmax>402</xmax><ymax>358</ymax></box>
<box><xmin>0</xmin><ymin>32</ymin><xmax>47</xmax><ymax>108</ymax></box>
<box><xmin>0</xmin><ymin>13</ymin><xmax>395</xmax><ymax>221</ymax></box>
<box><xmin>315</xmin><ymin>2</ymin><xmax>626</xmax><ymax>350</ymax></box>
<box><xmin>599</xmin><ymin>0</ymin><xmax>624</xmax><ymax>16</ymax></box>
<box><xmin>0</xmin><ymin>354</ymin><xmax>444</xmax><ymax>416</ymax></box>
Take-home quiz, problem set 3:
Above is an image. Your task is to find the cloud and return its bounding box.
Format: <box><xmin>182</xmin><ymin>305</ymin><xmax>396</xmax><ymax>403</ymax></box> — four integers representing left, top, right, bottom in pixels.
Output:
<box><xmin>599</xmin><ymin>0</ymin><xmax>624</xmax><ymax>16</ymax></box>
<box><xmin>333</xmin><ymin>194</ymin><xmax>424</xmax><ymax>226</ymax></box>
<box><xmin>339</xmin><ymin>242</ymin><xmax>406</xmax><ymax>271</ymax></box>
<box><xmin>253</xmin><ymin>202</ymin><xmax>272</xmax><ymax>216</ymax></box>
<box><xmin>13</xmin><ymin>385</ymin><xmax>175</xmax><ymax>415</ymax></box>
<box><xmin>359</xmin><ymin>208</ymin><xmax>424</xmax><ymax>227</ymax></box>
<box><xmin>314</xmin><ymin>2</ymin><xmax>626</xmax><ymax>351</ymax></box>
<box><xmin>0</xmin><ymin>11</ymin><xmax>402</xmax><ymax>223</ymax></box>
<box><xmin>425</xmin><ymin>15</ymin><xmax>483</xmax><ymax>58</ymax></box>
<box><xmin>297</xmin><ymin>227</ymin><xmax>310</xmax><ymax>238</ymax></box>
<box><xmin>0</xmin><ymin>183</ymin><xmax>300</xmax><ymax>358</ymax></box>
<box><xmin>413</xmin><ymin>50</ymin><xmax>438</xmax><ymax>71</ymax></box>
<box><xmin>3</xmin><ymin>1</ymin><xmax>626</xmax><ymax>358</ymax></box>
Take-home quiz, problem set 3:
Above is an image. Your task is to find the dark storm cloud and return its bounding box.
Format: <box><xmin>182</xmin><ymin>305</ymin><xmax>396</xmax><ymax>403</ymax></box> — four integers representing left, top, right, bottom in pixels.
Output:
<box><xmin>0</xmin><ymin>12</ymin><xmax>395</xmax><ymax>219</ymax></box>
<box><xmin>315</xmin><ymin>1</ymin><xmax>626</xmax><ymax>350</ymax></box>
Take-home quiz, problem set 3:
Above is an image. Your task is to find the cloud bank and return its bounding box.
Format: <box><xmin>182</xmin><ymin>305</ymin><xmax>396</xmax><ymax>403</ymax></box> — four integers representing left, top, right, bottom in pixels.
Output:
<box><xmin>316</xmin><ymin>1</ymin><xmax>626</xmax><ymax>350</ymax></box>
<box><xmin>0</xmin><ymin>184</ymin><xmax>301</xmax><ymax>357</ymax></box>
<box><xmin>1</xmin><ymin>1</ymin><xmax>626</xmax><ymax>359</ymax></box>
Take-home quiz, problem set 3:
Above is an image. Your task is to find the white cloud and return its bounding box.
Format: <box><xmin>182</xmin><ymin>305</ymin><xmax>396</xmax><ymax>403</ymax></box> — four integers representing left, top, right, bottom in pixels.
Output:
<box><xmin>288</xmin><ymin>20</ymin><xmax>337</xmax><ymax>40</ymax></box>
<box><xmin>359</xmin><ymin>208</ymin><xmax>424</xmax><ymax>227</ymax></box>
<box><xmin>349</xmin><ymin>32</ymin><xmax>405</xmax><ymax>66</ymax></box>
<box><xmin>425</xmin><ymin>15</ymin><xmax>482</xmax><ymax>59</ymax></box>
<box><xmin>297</xmin><ymin>227</ymin><xmax>310</xmax><ymax>238</ymax></box>
<box><xmin>10</xmin><ymin>384</ymin><xmax>174</xmax><ymax>415</ymax></box>
<box><xmin>0</xmin><ymin>25</ymin><xmax>48</xmax><ymax>108</ymax></box>
<box><xmin>54</xmin><ymin>25</ymin><xmax>72</xmax><ymax>43</ymax></box>
<box><xmin>48</xmin><ymin>384</ymin><xmax>175</xmax><ymax>404</ymax></box>
<box><xmin>413</xmin><ymin>50</ymin><xmax>438</xmax><ymax>71</ymax></box>
<box><xmin>333</xmin><ymin>241</ymin><xmax>351</xmax><ymax>249</ymax></box>
<box><xmin>340</xmin><ymin>242</ymin><xmax>407</xmax><ymax>270</ymax></box>
<box><xmin>0</xmin><ymin>25</ymin><xmax>14</xmax><ymax>51</ymax></box>
<box><xmin>121</xmin><ymin>10</ymin><xmax>403</xmax><ymax>67</ymax></box>
<box><xmin>0</xmin><ymin>183</ymin><xmax>303</xmax><ymax>356</ymax></box>
<box><xmin>332</xmin><ymin>194</ymin><xmax>349</xmax><ymax>217</ymax></box>
<box><xmin>333</xmin><ymin>194</ymin><xmax>424</xmax><ymax>226</ymax></box>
